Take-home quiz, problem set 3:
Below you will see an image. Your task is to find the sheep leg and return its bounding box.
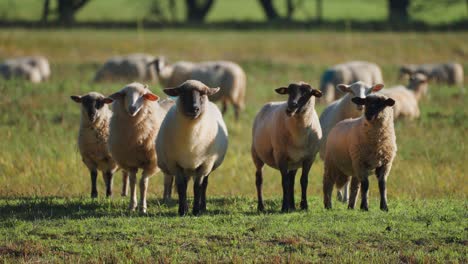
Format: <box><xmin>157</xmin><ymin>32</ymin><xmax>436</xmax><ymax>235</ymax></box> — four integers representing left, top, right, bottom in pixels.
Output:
<box><xmin>252</xmin><ymin>150</ymin><xmax>265</xmax><ymax>212</ymax></box>
<box><xmin>104</xmin><ymin>171</ymin><xmax>114</xmax><ymax>197</ymax></box>
<box><xmin>90</xmin><ymin>169</ymin><xmax>98</xmax><ymax>198</ymax></box>
<box><xmin>280</xmin><ymin>164</ymin><xmax>291</xmax><ymax>213</ymax></box>
<box><xmin>221</xmin><ymin>100</ymin><xmax>228</xmax><ymax>115</ymax></box>
<box><xmin>128</xmin><ymin>171</ymin><xmax>138</xmax><ymax>211</ymax></box>
<box><xmin>200</xmin><ymin>176</ymin><xmax>209</xmax><ymax>212</ymax></box>
<box><xmin>337</xmin><ymin>181</ymin><xmax>350</xmax><ymax>203</ymax></box>
<box><xmin>300</xmin><ymin>160</ymin><xmax>312</xmax><ymax>210</ymax></box>
<box><xmin>192</xmin><ymin>176</ymin><xmax>204</xmax><ymax>216</ymax></box>
<box><xmin>376</xmin><ymin>165</ymin><xmax>390</xmax><ymax>211</ymax></box>
<box><xmin>287</xmin><ymin>169</ymin><xmax>297</xmax><ymax>211</ymax></box>
<box><xmin>121</xmin><ymin>170</ymin><xmax>129</xmax><ymax>197</ymax></box>
<box><xmin>233</xmin><ymin>104</ymin><xmax>240</xmax><ymax>121</ymax></box>
<box><xmin>139</xmin><ymin>174</ymin><xmax>150</xmax><ymax>213</ymax></box>
<box><xmin>176</xmin><ymin>175</ymin><xmax>189</xmax><ymax>216</ymax></box>
<box><xmin>163</xmin><ymin>173</ymin><xmax>174</xmax><ymax>203</ymax></box>
<box><xmin>347</xmin><ymin>177</ymin><xmax>361</xmax><ymax>209</ymax></box>
<box><xmin>360</xmin><ymin>177</ymin><xmax>370</xmax><ymax>211</ymax></box>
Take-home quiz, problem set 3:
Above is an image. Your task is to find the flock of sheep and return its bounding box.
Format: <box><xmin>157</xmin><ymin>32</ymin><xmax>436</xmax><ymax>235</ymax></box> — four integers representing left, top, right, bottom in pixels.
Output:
<box><xmin>2</xmin><ymin>54</ymin><xmax>464</xmax><ymax>216</ymax></box>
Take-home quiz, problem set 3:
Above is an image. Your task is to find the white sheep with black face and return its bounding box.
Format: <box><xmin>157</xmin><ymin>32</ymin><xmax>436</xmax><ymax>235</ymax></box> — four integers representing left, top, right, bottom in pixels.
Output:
<box><xmin>323</xmin><ymin>94</ymin><xmax>397</xmax><ymax>211</ymax></box>
<box><xmin>156</xmin><ymin>80</ymin><xmax>228</xmax><ymax>216</ymax></box>
<box><xmin>251</xmin><ymin>82</ymin><xmax>322</xmax><ymax>213</ymax></box>
<box><xmin>399</xmin><ymin>62</ymin><xmax>463</xmax><ymax>88</ymax></box>
<box><xmin>105</xmin><ymin>83</ymin><xmax>174</xmax><ymax>213</ymax></box>
<box><xmin>71</xmin><ymin>92</ymin><xmax>129</xmax><ymax>198</ymax></box>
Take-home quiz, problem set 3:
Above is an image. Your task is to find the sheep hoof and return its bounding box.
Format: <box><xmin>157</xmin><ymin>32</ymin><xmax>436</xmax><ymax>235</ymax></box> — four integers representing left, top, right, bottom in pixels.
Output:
<box><xmin>300</xmin><ymin>201</ymin><xmax>308</xmax><ymax>210</ymax></box>
<box><xmin>91</xmin><ymin>192</ymin><xmax>98</xmax><ymax>199</ymax></box>
<box><xmin>360</xmin><ymin>205</ymin><xmax>369</xmax><ymax>211</ymax></box>
<box><xmin>380</xmin><ymin>205</ymin><xmax>389</xmax><ymax>212</ymax></box>
<box><xmin>121</xmin><ymin>192</ymin><xmax>127</xmax><ymax>197</ymax></box>
<box><xmin>257</xmin><ymin>204</ymin><xmax>265</xmax><ymax>212</ymax></box>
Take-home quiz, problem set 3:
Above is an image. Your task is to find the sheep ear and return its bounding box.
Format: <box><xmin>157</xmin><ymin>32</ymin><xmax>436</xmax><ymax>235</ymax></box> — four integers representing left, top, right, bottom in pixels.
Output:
<box><xmin>311</xmin><ymin>89</ymin><xmax>322</xmax><ymax>98</ymax></box>
<box><xmin>275</xmin><ymin>87</ymin><xmax>289</xmax><ymax>94</ymax></box>
<box><xmin>337</xmin><ymin>84</ymin><xmax>351</xmax><ymax>93</ymax></box>
<box><xmin>351</xmin><ymin>97</ymin><xmax>366</xmax><ymax>106</ymax></box>
<box><xmin>143</xmin><ymin>92</ymin><xmax>159</xmax><ymax>101</ymax></box>
<box><xmin>70</xmin><ymin>95</ymin><xmax>82</xmax><ymax>103</ymax></box>
<box><xmin>164</xmin><ymin>87</ymin><xmax>180</xmax><ymax>96</ymax></box>
<box><xmin>108</xmin><ymin>91</ymin><xmax>124</xmax><ymax>101</ymax></box>
<box><xmin>372</xmin><ymin>84</ymin><xmax>384</xmax><ymax>92</ymax></box>
<box><xmin>102</xmin><ymin>98</ymin><xmax>114</xmax><ymax>104</ymax></box>
<box><xmin>385</xmin><ymin>98</ymin><xmax>395</xmax><ymax>107</ymax></box>
<box><xmin>207</xmin><ymin>87</ymin><xmax>220</xmax><ymax>96</ymax></box>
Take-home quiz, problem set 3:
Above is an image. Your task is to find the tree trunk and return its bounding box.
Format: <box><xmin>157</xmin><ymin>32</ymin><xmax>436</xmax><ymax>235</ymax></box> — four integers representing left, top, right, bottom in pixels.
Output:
<box><xmin>316</xmin><ymin>0</ymin><xmax>323</xmax><ymax>23</ymax></box>
<box><xmin>57</xmin><ymin>0</ymin><xmax>90</xmax><ymax>25</ymax></box>
<box><xmin>185</xmin><ymin>0</ymin><xmax>215</xmax><ymax>22</ymax></box>
<box><xmin>286</xmin><ymin>0</ymin><xmax>294</xmax><ymax>20</ymax></box>
<box><xmin>388</xmin><ymin>0</ymin><xmax>410</xmax><ymax>23</ymax></box>
<box><xmin>41</xmin><ymin>0</ymin><xmax>50</xmax><ymax>23</ymax></box>
<box><xmin>258</xmin><ymin>0</ymin><xmax>280</xmax><ymax>21</ymax></box>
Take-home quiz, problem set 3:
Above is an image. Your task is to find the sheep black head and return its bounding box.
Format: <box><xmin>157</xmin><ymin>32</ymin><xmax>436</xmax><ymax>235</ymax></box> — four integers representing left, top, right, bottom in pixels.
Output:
<box><xmin>352</xmin><ymin>94</ymin><xmax>395</xmax><ymax>122</ymax></box>
<box><xmin>338</xmin><ymin>82</ymin><xmax>384</xmax><ymax>111</ymax></box>
<box><xmin>71</xmin><ymin>92</ymin><xmax>112</xmax><ymax>123</ymax></box>
<box><xmin>104</xmin><ymin>83</ymin><xmax>159</xmax><ymax>117</ymax></box>
<box><xmin>275</xmin><ymin>82</ymin><xmax>322</xmax><ymax>117</ymax></box>
<box><xmin>164</xmin><ymin>80</ymin><xmax>219</xmax><ymax>120</ymax></box>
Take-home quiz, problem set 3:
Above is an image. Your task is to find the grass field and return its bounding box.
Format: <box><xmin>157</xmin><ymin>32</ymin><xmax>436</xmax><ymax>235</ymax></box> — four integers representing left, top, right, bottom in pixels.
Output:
<box><xmin>0</xmin><ymin>29</ymin><xmax>467</xmax><ymax>262</ymax></box>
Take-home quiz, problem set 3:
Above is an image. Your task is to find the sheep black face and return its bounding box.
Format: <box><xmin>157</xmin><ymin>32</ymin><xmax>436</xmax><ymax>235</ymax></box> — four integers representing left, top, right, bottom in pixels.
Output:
<box><xmin>104</xmin><ymin>84</ymin><xmax>159</xmax><ymax>117</ymax></box>
<box><xmin>352</xmin><ymin>95</ymin><xmax>395</xmax><ymax>121</ymax></box>
<box><xmin>164</xmin><ymin>80</ymin><xmax>220</xmax><ymax>119</ymax></box>
<box><xmin>71</xmin><ymin>92</ymin><xmax>112</xmax><ymax>123</ymax></box>
<box><xmin>275</xmin><ymin>82</ymin><xmax>322</xmax><ymax>117</ymax></box>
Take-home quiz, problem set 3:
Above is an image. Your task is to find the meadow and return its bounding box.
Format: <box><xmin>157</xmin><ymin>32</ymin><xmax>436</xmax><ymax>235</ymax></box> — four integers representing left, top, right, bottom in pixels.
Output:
<box><xmin>0</xmin><ymin>29</ymin><xmax>467</xmax><ymax>262</ymax></box>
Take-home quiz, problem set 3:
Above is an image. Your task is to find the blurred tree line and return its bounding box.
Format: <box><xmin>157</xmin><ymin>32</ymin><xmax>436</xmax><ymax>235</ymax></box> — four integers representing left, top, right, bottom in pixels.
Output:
<box><xmin>40</xmin><ymin>0</ymin><xmax>468</xmax><ymax>25</ymax></box>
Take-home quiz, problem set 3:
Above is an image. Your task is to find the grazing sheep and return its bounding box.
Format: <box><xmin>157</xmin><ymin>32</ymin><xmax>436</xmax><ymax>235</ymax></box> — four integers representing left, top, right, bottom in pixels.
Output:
<box><xmin>190</xmin><ymin>61</ymin><xmax>247</xmax><ymax>120</ymax></box>
<box><xmin>399</xmin><ymin>62</ymin><xmax>463</xmax><ymax>87</ymax></box>
<box><xmin>18</xmin><ymin>56</ymin><xmax>51</xmax><ymax>81</ymax></box>
<box><xmin>71</xmin><ymin>92</ymin><xmax>130</xmax><ymax>198</ymax></box>
<box><xmin>104</xmin><ymin>83</ymin><xmax>174</xmax><ymax>213</ymax></box>
<box><xmin>156</xmin><ymin>80</ymin><xmax>228</xmax><ymax>216</ymax></box>
<box><xmin>149</xmin><ymin>57</ymin><xmax>195</xmax><ymax>87</ymax></box>
<box><xmin>323</xmin><ymin>94</ymin><xmax>397</xmax><ymax>211</ymax></box>
<box><xmin>382</xmin><ymin>73</ymin><xmax>428</xmax><ymax>120</ymax></box>
<box><xmin>94</xmin><ymin>54</ymin><xmax>157</xmax><ymax>83</ymax></box>
<box><xmin>319</xmin><ymin>82</ymin><xmax>384</xmax><ymax>203</ymax></box>
<box><xmin>251</xmin><ymin>82</ymin><xmax>322</xmax><ymax>212</ymax></box>
<box><xmin>320</xmin><ymin>61</ymin><xmax>384</xmax><ymax>103</ymax></box>
<box><xmin>0</xmin><ymin>60</ymin><xmax>42</xmax><ymax>83</ymax></box>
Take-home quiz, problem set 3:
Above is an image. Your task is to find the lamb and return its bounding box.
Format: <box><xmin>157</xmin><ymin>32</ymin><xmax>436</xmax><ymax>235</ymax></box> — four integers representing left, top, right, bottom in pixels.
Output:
<box><xmin>156</xmin><ymin>80</ymin><xmax>228</xmax><ymax>216</ymax></box>
<box><xmin>399</xmin><ymin>62</ymin><xmax>463</xmax><ymax>87</ymax></box>
<box><xmin>94</xmin><ymin>54</ymin><xmax>157</xmax><ymax>83</ymax></box>
<box><xmin>382</xmin><ymin>73</ymin><xmax>428</xmax><ymax>120</ymax></box>
<box><xmin>323</xmin><ymin>94</ymin><xmax>397</xmax><ymax>211</ymax></box>
<box><xmin>71</xmin><ymin>92</ymin><xmax>129</xmax><ymax>198</ymax></box>
<box><xmin>251</xmin><ymin>82</ymin><xmax>322</xmax><ymax>212</ymax></box>
<box><xmin>149</xmin><ymin>57</ymin><xmax>196</xmax><ymax>88</ymax></box>
<box><xmin>320</xmin><ymin>61</ymin><xmax>384</xmax><ymax>103</ymax></box>
<box><xmin>104</xmin><ymin>83</ymin><xmax>175</xmax><ymax>213</ymax></box>
<box><xmin>0</xmin><ymin>60</ymin><xmax>42</xmax><ymax>83</ymax></box>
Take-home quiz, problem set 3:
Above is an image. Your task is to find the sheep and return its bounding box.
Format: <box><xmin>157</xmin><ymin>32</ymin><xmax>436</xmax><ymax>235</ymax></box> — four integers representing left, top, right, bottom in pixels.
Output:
<box><xmin>382</xmin><ymin>73</ymin><xmax>428</xmax><ymax>120</ymax></box>
<box><xmin>149</xmin><ymin>57</ymin><xmax>195</xmax><ymax>87</ymax></box>
<box><xmin>94</xmin><ymin>53</ymin><xmax>157</xmax><ymax>83</ymax></box>
<box><xmin>190</xmin><ymin>61</ymin><xmax>247</xmax><ymax>120</ymax></box>
<box><xmin>320</xmin><ymin>61</ymin><xmax>384</xmax><ymax>104</ymax></box>
<box><xmin>104</xmin><ymin>82</ymin><xmax>175</xmax><ymax>213</ymax></box>
<box><xmin>323</xmin><ymin>94</ymin><xmax>397</xmax><ymax>211</ymax></box>
<box><xmin>399</xmin><ymin>62</ymin><xmax>463</xmax><ymax>87</ymax></box>
<box><xmin>70</xmin><ymin>92</ymin><xmax>130</xmax><ymax>198</ymax></box>
<box><xmin>156</xmin><ymin>80</ymin><xmax>228</xmax><ymax>216</ymax></box>
<box><xmin>17</xmin><ymin>56</ymin><xmax>51</xmax><ymax>81</ymax></box>
<box><xmin>251</xmin><ymin>82</ymin><xmax>323</xmax><ymax>212</ymax></box>
<box><xmin>0</xmin><ymin>60</ymin><xmax>42</xmax><ymax>83</ymax></box>
<box><xmin>319</xmin><ymin>82</ymin><xmax>384</xmax><ymax>202</ymax></box>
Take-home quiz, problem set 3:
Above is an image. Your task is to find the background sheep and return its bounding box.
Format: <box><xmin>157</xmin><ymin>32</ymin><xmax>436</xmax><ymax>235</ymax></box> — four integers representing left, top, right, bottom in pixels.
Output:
<box><xmin>71</xmin><ymin>92</ymin><xmax>128</xmax><ymax>198</ymax></box>
<box><xmin>319</xmin><ymin>82</ymin><xmax>384</xmax><ymax>202</ymax></box>
<box><xmin>320</xmin><ymin>61</ymin><xmax>384</xmax><ymax>104</ymax></box>
<box><xmin>104</xmin><ymin>83</ymin><xmax>174</xmax><ymax>213</ymax></box>
<box><xmin>0</xmin><ymin>59</ymin><xmax>42</xmax><ymax>83</ymax></box>
<box><xmin>94</xmin><ymin>53</ymin><xmax>157</xmax><ymax>83</ymax></box>
<box><xmin>251</xmin><ymin>82</ymin><xmax>322</xmax><ymax>212</ymax></box>
<box><xmin>382</xmin><ymin>73</ymin><xmax>428</xmax><ymax>120</ymax></box>
<box><xmin>156</xmin><ymin>80</ymin><xmax>228</xmax><ymax>216</ymax></box>
<box><xmin>323</xmin><ymin>94</ymin><xmax>397</xmax><ymax>211</ymax></box>
<box><xmin>18</xmin><ymin>56</ymin><xmax>51</xmax><ymax>81</ymax></box>
<box><xmin>399</xmin><ymin>62</ymin><xmax>463</xmax><ymax>87</ymax></box>
<box><xmin>149</xmin><ymin>57</ymin><xmax>195</xmax><ymax>87</ymax></box>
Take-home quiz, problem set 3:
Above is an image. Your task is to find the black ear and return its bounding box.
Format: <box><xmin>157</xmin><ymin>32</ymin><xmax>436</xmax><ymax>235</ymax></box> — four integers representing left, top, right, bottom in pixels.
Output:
<box><xmin>108</xmin><ymin>91</ymin><xmax>124</xmax><ymax>101</ymax></box>
<box><xmin>275</xmin><ymin>87</ymin><xmax>288</xmax><ymax>95</ymax></box>
<box><xmin>70</xmin><ymin>95</ymin><xmax>82</xmax><ymax>103</ymax></box>
<box><xmin>385</xmin><ymin>98</ymin><xmax>395</xmax><ymax>107</ymax></box>
<box><xmin>164</xmin><ymin>87</ymin><xmax>180</xmax><ymax>97</ymax></box>
<box><xmin>311</xmin><ymin>89</ymin><xmax>322</xmax><ymax>98</ymax></box>
<box><xmin>351</xmin><ymin>97</ymin><xmax>366</xmax><ymax>106</ymax></box>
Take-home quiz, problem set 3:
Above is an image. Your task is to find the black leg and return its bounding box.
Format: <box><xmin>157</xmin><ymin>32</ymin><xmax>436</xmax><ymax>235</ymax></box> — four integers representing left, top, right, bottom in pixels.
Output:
<box><xmin>104</xmin><ymin>171</ymin><xmax>114</xmax><ymax>197</ymax></box>
<box><xmin>300</xmin><ymin>160</ymin><xmax>312</xmax><ymax>210</ymax></box>
<box><xmin>280</xmin><ymin>165</ymin><xmax>290</xmax><ymax>213</ymax></box>
<box><xmin>201</xmin><ymin>176</ymin><xmax>209</xmax><ymax>212</ymax></box>
<box><xmin>90</xmin><ymin>169</ymin><xmax>98</xmax><ymax>198</ymax></box>
<box><xmin>256</xmin><ymin>169</ymin><xmax>265</xmax><ymax>212</ymax></box>
<box><xmin>288</xmin><ymin>169</ymin><xmax>298</xmax><ymax>210</ymax></box>
<box><xmin>376</xmin><ymin>165</ymin><xmax>389</xmax><ymax>211</ymax></box>
<box><xmin>193</xmin><ymin>177</ymin><xmax>202</xmax><ymax>216</ymax></box>
<box><xmin>176</xmin><ymin>176</ymin><xmax>188</xmax><ymax>216</ymax></box>
<box><xmin>360</xmin><ymin>177</ymin><xmax>369</xmax><ymax>211</ymax></box>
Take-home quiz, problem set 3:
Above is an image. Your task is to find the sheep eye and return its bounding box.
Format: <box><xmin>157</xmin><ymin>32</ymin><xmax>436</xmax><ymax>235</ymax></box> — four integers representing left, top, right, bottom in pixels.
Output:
<box><xmin>95</xmin><ymin>101</ymin><xmax>103</xmax><ymax>109</ymax></box>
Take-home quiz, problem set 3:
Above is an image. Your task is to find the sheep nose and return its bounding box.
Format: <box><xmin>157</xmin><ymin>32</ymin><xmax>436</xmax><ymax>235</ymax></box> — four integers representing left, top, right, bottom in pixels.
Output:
<box><xmin>193</xmin><ymin>106</ymin><xmax>200</xmax><ymax>113</ymax></box>
<box><xmin>129</xmin><ymin>106</ymin><xmax>137</xmax><ymax>113</ymax></box>
<box><xmin>290</xmin><ymin>102</ymin><xmax>298</xmax><ymax>108</ymax></box>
